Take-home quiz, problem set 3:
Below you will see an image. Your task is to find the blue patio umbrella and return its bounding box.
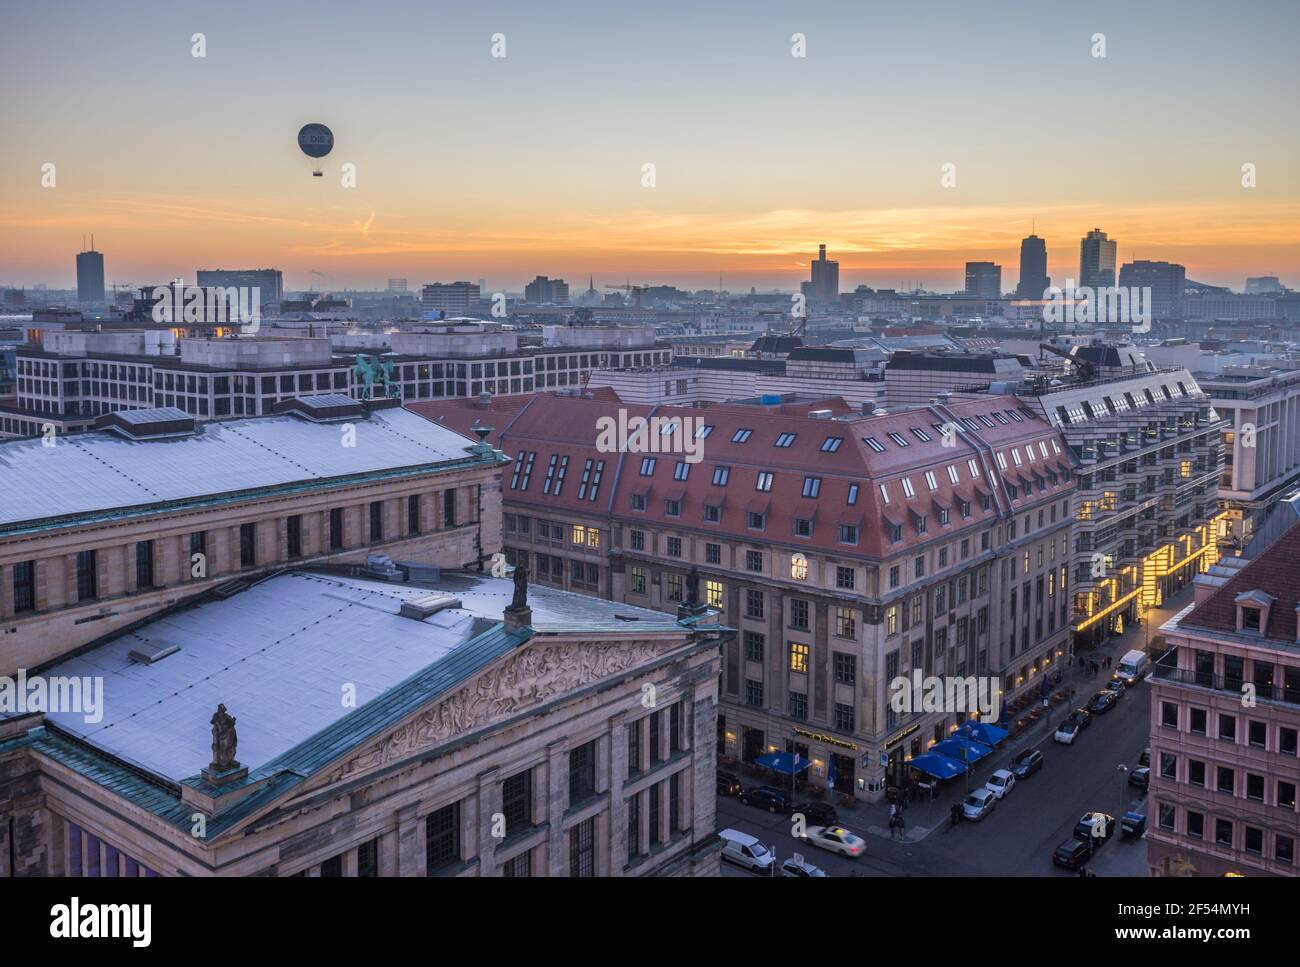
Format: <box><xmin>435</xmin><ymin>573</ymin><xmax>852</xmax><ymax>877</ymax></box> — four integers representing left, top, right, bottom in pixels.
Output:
<box><xmin>907</xmin><ymin>752</ymin><xmax>968</xmax><ymax>780</ymax></box>
<box><xmin>931</xmin><ymin>736</ymin><xmax>992</xmax><ymax>763</ymax></box>
<box><xmin>957</xmin><ymin>721</ymin><xmax>1009</xmax><ymax>747</ymax></box>
<box><xmin>754</xmin><ymin>751</ymin><xmax>811</xmax><ymax>776</ymax></box>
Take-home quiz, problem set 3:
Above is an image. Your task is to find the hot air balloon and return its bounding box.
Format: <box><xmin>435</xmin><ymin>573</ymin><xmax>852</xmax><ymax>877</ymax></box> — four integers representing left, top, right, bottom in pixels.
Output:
<box><xmin>297</xmin><ymin>123</ymin><xmax>334</xmax><ymax>177</ymax></box>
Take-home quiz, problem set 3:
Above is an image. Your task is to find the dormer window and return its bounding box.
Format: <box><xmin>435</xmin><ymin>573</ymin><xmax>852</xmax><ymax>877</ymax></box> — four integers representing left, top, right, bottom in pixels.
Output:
<box><xmin>1234</xmin><ymin>589</ymin><xmax>1274</xmax><ymax>635</ymax></box>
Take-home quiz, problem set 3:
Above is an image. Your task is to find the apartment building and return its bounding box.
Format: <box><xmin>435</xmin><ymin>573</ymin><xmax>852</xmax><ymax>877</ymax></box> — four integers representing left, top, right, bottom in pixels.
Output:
<box><xmin>1147</xmin><ymin>525</ymin><xmax>1300</xmax><ymax>876</ymax></box>
<box><xmin>0</xmin><ymin>569</ymin><xmax>724</xmax><ymax>877</ymax></box>
<box><xmin>411</xmin><ymin>391</ymin><xmax>1075</xmax><ymax>802</ymax></box>
<box><xmin>0</xmin><ymin>397</ymin><xmax>505</xmax><ymax>671</ymax></box>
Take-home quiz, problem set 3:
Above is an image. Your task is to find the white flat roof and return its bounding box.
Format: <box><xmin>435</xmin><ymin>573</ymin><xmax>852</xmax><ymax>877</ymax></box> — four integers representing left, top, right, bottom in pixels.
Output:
<box><xmin>0</xmin><ymin>407</ymin><xmax>477</xmax><ymax>528</ymax></box>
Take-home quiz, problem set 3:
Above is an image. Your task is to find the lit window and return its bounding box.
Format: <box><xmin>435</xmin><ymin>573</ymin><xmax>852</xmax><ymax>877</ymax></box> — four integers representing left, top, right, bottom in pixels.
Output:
<box><xmin>706</xmin><ymin>580</ymin><xmax>724</xmax><ymax>608</ymax></box>
<box><xmin>790</xmin><ymin>641</ymin><xmax>810</xmax><ymax>673</ymax></box>
<box><xmin>791</xmin><ymin>553</ymin><xmax>808</xmax><ymax>581</ymax></box>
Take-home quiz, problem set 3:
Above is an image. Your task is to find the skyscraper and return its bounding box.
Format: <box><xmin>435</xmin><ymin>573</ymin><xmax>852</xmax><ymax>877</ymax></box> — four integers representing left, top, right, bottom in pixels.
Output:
<box><xmin>524</xmin><ymin>276</ymin><xmax>570</xmax><ymax>304</ymax></box>
<box><xmin>1079</xmin><ymin>229</ymin><xmax>1117</xmax><ymax>289</ymax></box>
<box><xmin>195</xmin><ymin>268</ymin><xmax>283</xmax><ymax>306</ymax></box>
<box><xmin>76</xmin><ymin>242</ymin><xmax>105</xmax><ymax>305</ymax></box>
<box><xmin>801</xmin><ymin>243</ymin><xmax>839</xmax><ymax>303</ymax></box>
<box><xmin>1016</xmin><ymin>234</ymin><xmax>1050</xmax><ymax>300</ymax></box>
<box><xmin>963</xmin><ymin>261</ymin><xmax>1002</xmax><ymax>299</ymax></box>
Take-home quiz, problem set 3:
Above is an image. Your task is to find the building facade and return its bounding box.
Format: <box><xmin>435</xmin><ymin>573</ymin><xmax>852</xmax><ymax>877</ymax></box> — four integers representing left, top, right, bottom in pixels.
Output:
<box><xmin>1147</xmin><ymin>528</ymin><xmax>1300</xmax><ymax>877</ymax></box>
<box><xmin>0</xmin><ymin>570</ymin><xmax>725</xmax><ymax>877</ymax></box>
<box><xmin>412</xmin><ymin>391</ymin><xmax>1075</xmax><ymax>802</ymax></box>
<box><xmin>0</xmin><ymin>398</ymin><xmax>505</xmax><ymax>671</ymax></box>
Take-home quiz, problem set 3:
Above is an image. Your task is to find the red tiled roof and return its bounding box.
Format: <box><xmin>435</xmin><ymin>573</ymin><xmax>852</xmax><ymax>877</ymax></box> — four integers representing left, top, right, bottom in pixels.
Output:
<box><xmin>406</xmin><ymin>392</ymin><xmax>1074</xmax><ymax>558</ymax></box>
<box><xmin>1182</xmin><ymin>521</ymin><xmax>1300</xmax><ymax>640</ymax></box>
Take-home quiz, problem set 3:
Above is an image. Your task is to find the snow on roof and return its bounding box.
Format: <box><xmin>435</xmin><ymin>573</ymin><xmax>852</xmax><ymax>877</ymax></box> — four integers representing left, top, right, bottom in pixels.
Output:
<box><xmin>0</xmin><ymin>407</ymin><xmax>479</xmax><ymax>529</ymax></box>
<box><xmin>42</xmin><ymin>570</ymin><xmax>682</xmax><ymax>781</ymax></box>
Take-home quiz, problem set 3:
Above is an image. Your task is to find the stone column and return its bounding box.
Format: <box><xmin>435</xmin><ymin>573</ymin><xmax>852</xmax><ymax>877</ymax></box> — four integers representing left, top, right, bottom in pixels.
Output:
<box><xmin>691</xmin><ymin>688</ymin><xmax>717</xmax><ymax>839</ymax></box>
<box><xmin>607</xmin><ymin>715</ymin><xmax>628</xmax><ymax>876</ymax></box>
<box><xmin>476</xmin><ymin>766</ymin><xmax>500</xmax><ymax>876</ymax></box>
<box><xmin>544</xmin><ymin>738</ymin><xmax>569</xmax><ymax>876</ymax></box>
<box><xmin>0</xmin><ymin>564</ymin><xmax>13</xmax><ymax>619</ymax></box>
<box><xmin>395</xmin><ymin>803</ymin><xmax>423</xmax><ymax>877</ymax></box>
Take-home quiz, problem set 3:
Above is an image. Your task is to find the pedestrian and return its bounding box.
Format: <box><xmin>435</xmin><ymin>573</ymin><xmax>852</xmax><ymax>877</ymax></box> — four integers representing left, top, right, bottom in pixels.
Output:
<box><xmin>898</xmin><ymin>814</ymin><xmax>907</xmax><ymax>838</ymax></box>
<box><xmin>951</xmin><ymin>802</ymin><xmax>961</xmax><ymax>826</ymax></box>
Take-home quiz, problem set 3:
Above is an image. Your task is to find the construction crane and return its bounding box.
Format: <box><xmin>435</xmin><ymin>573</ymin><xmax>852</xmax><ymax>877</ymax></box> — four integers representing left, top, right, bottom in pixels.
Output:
<box><xmin>604</xmin><ymin>281</ymin><xmax>650</xmax><ymax>307</ymax></box>
<box><xmin>1038</xmin><ymin>342</ymin><xmax>1096</xmax><ymax>380</ymax></box>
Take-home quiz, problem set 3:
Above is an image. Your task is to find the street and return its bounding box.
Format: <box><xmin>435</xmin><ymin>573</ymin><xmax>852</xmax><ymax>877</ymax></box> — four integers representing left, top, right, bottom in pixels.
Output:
<box><xmin>719</xmin><ymin>589</ymin><xmax>1190</xmax><ymax>877</ymax></box>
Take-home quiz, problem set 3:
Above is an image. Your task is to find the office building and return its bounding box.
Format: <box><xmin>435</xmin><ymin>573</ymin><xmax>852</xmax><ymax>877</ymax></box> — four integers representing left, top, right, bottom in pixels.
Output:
<box><xmin>1079</xmin><ymin>229</ymin><xmax>1118</xmax><ymax>289</ymax></box>
<box><xmin>524</xmin><ymin>276</ymin><xmax>570</xmax><ymax>305</ymax></box>
<box><xmin>1016</xmin><ymin>235</ymin><xmax>1050</xmax><ymax>301</ymax></box>
<box><xmin>964</xmin><ymin>262</ymin><xmax>1002</xmax><ymax>300</ymax></box>
<box><xmin>195</xmin><ymin>268</ymin><xmax>284</xmax><ymax>307</ymax></box>
<box><xmin>1119</xmin><ymin>260</ymin><xmax>1186</xmax><ymax>318</ymax></box>
<box><xmin>412</xmin><ymin>391</ymin><xmax>1075</xmax><ymax>802</ymax></box>
<box><xmin>801</xmin><ymin>244</ymin><xmax>840</xmax><ymax>303</ymax></box>
<box><xmin>76</xmin><ymin>246</ymin><xmax>105</xmax><ymax>306</ymax></box>
<box><xmin>422</xmin><ymin>282</ymin><xmax>481</xmax><ymax>316</ymax></box>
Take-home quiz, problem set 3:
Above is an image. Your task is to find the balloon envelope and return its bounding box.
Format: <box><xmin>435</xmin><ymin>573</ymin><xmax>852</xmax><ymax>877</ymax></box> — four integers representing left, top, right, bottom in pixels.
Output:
<box><xmin>298</xmin><ymin>123</ymin><xmax>334</xmax><ymax>159</ymax></box>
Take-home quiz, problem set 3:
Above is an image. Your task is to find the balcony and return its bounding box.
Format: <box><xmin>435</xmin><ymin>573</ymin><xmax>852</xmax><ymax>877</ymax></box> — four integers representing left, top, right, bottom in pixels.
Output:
<box><xmin>1151</xmin><ymin>657</ymin><xmax>1300</xmax><ymax>709</ymax></box>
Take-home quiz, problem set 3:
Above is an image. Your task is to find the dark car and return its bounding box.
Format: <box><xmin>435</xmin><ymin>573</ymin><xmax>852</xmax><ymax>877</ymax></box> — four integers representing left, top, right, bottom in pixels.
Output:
<box><xmin>1071</xmin><ymin>707</ymin><xmax>1094</xmax><ymax>730</ymax></box>
<box><xmin>1010</xmin><ymin>748</ymin><xmax>1044</xmax><ymax>779</ymax></box>
<box><xmin>1105</xmin><ymin>678</ymin><xmax>1126</xmax><ymax>699</ymax></box>
<box><xmin>780</xmin><ymin>856</ymin><xmax>829</xmax><ymax>878</ymax></box>
<box><xmin>1052</xmin><ymin>839</ymin><xmax>1093</xmax><ymax>870</ymax></box>
<box><xmin>1074</xmin><ymin>811</ymin><xmax>1116</xmax><ymax>846</ymax></box>
<box><xmin>740</xmin><ymin>786</ymin><xmax>792</xmax><ymax>814</ymax></box>
<box><xmin>793</xmin><ymin>801</ymin><xmax>839</xmax><ymax>826</ymax></box>
<box><xmin>1128</xmin><ymin>766</ymin><xmax>1150</xmax><ymax>790</ymax></box>
<box><xmin>717</xmin><ymin>771</ymin><xmax>743</xmax><ymax>797</ymax></box>
<box><xmin>1088</xmin><ymin>690</ymin><xmax>1118</xmax><ymax>714</ymax></box>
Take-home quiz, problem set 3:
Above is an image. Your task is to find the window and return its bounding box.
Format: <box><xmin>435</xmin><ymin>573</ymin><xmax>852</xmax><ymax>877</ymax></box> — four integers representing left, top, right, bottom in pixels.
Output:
<box><xmin>673</xmin><ymin>461</ymin><xmax>690</xmax><ymax>481</ymax></box>
<box><xmin>756</xmin><ymin>472</ymin><xmax>773</xmax><ymax>492</ymax></box>
<box><xmin>12</xmin><ymin>561</ymin><xmax>34</xmax><ymax>613</ymax></box>
<box><xmin>1245</xmin><ymin>826</ymin><xmax>1264</xmax><ymax>855</ymax></box>
<box><xmin>569</xmin><ymin>818</ymin><xmax>595</xmax><ymax>877</ymax></box>
<box><xmin>369</xmin><ymin>501</ymin><xmax>384</xmax><ymax>542</ymax></box>
<box><xmin>732</xmin><ymin>428</ymin><xmax>752</xmax><ymax>443</ymax></box>
<box><xmin>712</xmin><ymin>465</ymin><xmax>730</xmax><ymax>486</ymax></box>
<box><xmin>287</xmin><ymin>515</ymin><xmax>302</xmax><ymax>559</ymax></box>
<box><xmin>1187</xmin><ymin>811</ymin><xmax>1204</xmax><ymax>839</ymax></box>
<box><xmin>666</xmin><ymin>573</ymin><xmax>683</xmax><ymax>601</ymax></box>
<box><xmin>864</xmin><ymin>436</ymin><xmax>885</xmax><ymax>453</ymax></box>
<box><xmin>802</xmin><ymin>476</ymin><xmax>821</xmax><ymax>498</ymax></box>
<box><xmin>836</xmin><ymin>566</ymin><xmax>855</xmax><ymax>590</ymax></box>
<box><xmin>705</xmin><ymin>580</ymin><xmax>723</xmax><ymax>608</ymax></box>
<box><xmin>887</xmin><ymin>432</ymin><xmax>909</xmax><ymax>448</ymax></box>
<box><xmin>569</xmin><ymin>740</ymin><xmax>597</xmax><ymax>804</ymax></box>
<box><xmin>924</xmin><ymin>471</ymin><xmax>938</xmax><ymax>491</ymax></box>
<box><xmin>745</xmin><ymin>550</ymin><xmax>763</xmax><ymax>572</ymax></box>
<box><xmin>835</xmin><ymin>608</ymin><xmax>857</xmax><ymax>639</ymax></box>
<box><xmin>239</xmin><ymin>524</ymin><xmax>256</xmax><ymax>568</ymax></box>
<box><xmin>838</xmin><ymin>524</ymin><xmax>859</xmax><ymax>545</ymax></box>
<box><xmin>790</xmin><ymin>599</ymin><xmax>809</xmax><ymax>630</ymax></box>
<box><xmin>357</xmin><ymin>838</ymin><xmax>379</xmax><ymax>878</ymax></box>
<box><xmin>666</xmin><ymin>536</ymin><xmax>682</xmax><ymax>557</ymax></box>
<box><xmin>408</xmin><ymin>494</ymin><xmax>421</xmax><ymax>534</ymax></box>
<box><xmin>789</xmin><ymin>691</ymin><xmax>808</xmax><ymax>720</ymax></box>
<box><xmin>502</xmin><ymin>770</ymin><xmax>532</xmax><ymax>835</ymax></box>
<box><xmin>847</xmin><ymin>483</ymin><xmax>859</xmax><ymax>505</ymax></box>
<box><xmin>746</xmin><ymin>679</ymin><xmax>764</xmax><ymax>706</ymax></box>
<box><xmin>1158</xmin><ymin>804</ymin><xmax>1176</xmax><ymax>830</ymax></box>
<box><xmin>746</xmin><ymin>588</ymin><xmax>764</xmax><ymax>618</ymax></box>
<box><xmin>135</xmin><ymin>541</ymin><xmax>154</xmax><ymax>589</ymax></box>
<box><xmin>1278</xmin><ymin>835</ymin><xmax>1295</xmax><ymax>865</ymax></box>
<box><xmin>628</xmin><ymin>720</ymin><xmax>641</xmax><ymax>777</ymax></box>
<box><xmin>834</xmin><ymin>652</ymin><xmax>857</xmax><ymax>685</ymax></box>
<box><xmin>747</xmin><ymin>511</ymin><xmax>765</xmax><ymax>530</ymax></box>
<box><xmin>704</xmin><ymin>504</ymin><xmax>721</xmax><ymax>522</ymax></box>
<box><xmin>744</xmin><ymin>631</ymin><xmax>765</xmax><ymax>662</ymax></box>
<box><xmin>793</xmin><ymin>518</ymin><xmax>812</xmax><ymax>538</ymax></box>
<box><xmin>774</xmin><ymin>432</ymin><xmax>797</xmax><ymax>448</ymax></box>
<box><xmin>834</xmin><ymin>703</ymin><xmax>855</xmax><ymax>732</ymax></box>
<box><xmin>705</xmin><ymin>543</ymin><xmax>722</xmax><ymax>564</ymax></box>
<box><xmin>901</xmin><ymin>477</ymin><xmax>915</xmax><ymax>498</ymax></box>
<box><xmin>821</xmin><ymin>436</ymin><xmax>843</xmax><ymax>452</ymax></box>
<box><xmin>425</xmin><ymin>802</ymin><xmax>461</xmax><ymax>873</ymax></box>
<box><xmin>790</xmin><ymin>641</ymin><xmax>810</xmax><ymax>673</ymax></box>
<box><xmin>639</xmin><ymin>457</ymin><xmax>656</xmax><ymax>476</ymax></box>
<box><xmin>630</xmin><ymin>567</ymin><xmax>646</xmax><ymax>594</ymax></box>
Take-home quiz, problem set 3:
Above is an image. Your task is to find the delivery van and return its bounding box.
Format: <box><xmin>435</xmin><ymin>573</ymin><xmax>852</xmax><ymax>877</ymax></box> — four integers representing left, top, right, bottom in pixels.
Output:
<box><xmin>1115</xmin><ymin>649</ymin><xmax>1148</xmax><ymax>685</ymax></box>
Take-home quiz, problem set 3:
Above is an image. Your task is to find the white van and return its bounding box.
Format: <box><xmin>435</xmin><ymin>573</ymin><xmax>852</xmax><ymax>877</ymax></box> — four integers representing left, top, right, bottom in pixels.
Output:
<box><xmin>719</xmin><ymin>828</ymin><xmax>775</xmax><ymax>874</ymax></box>
<box><xmin>1115</xmin><ymin>649</ymin><xmax>1148</xmax><ymax>685</ymax></box>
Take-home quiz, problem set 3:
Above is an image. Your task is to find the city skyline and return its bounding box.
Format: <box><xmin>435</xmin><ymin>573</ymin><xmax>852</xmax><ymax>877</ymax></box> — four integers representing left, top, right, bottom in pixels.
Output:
<box><xmin>2</xmin><ymin>0</ymin><xmax>1298</xmax><ymax>293</ymax></box>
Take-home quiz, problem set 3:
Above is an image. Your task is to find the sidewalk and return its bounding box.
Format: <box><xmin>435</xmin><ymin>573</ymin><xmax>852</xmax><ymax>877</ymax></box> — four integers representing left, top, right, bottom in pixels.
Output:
<box><xmin>837</xmin><ymin>586</ymin><xmax>1194</xmax><ymax>844</ymax></box>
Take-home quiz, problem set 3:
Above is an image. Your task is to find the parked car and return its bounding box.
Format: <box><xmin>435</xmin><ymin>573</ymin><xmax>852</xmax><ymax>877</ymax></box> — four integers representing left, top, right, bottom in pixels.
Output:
<box><xmin>985</xmin><ymin>769</ymin><xmax>1017</xmax><ymax>800</ymax></box>
<box><xmin>1115</xmin><ymin>648</ymin><xmax>1149</xmax><ymax>685</ymax></box>
<box><xmin>739</xmin><ymin>786</ymin><xmax>791</xmax><ymax>814</ymax></box>
<box><xmin>1053</xmin><ymin>720</ymin><xmax>1080</xmax><ymax>745</ymax></box>
<box><xmin>780</xmin><ymin>856</ymin><xmax>829</xmax><ymax>877</ymax></box>
<box><xmin>1105</xmin><ymin>678</ymin><xmax>1126</xmax><ymax>699</ymax></box>
<box><xmin>1074</xmin><ymin>812</ymin><xmax>1116</xmax><ymax>846</ymax></box>
<box><xmin>1129</xmin><ymin>766</ymin><xmax>1150</xmax><ymax>789</ymax></box>
<box><xmin>801</xmin><ymin>825</ymin><xmax>866</xmax><ymax>858</ymax></box>
<box><xmin>962</xmin><ymin>788</ymin><xmax>998</xmax><ymax>821</ymax></box>
<box><xmin>717</xmin><ymin>771</ymin><xmax>743</xmax><ymax>798</ymax></box>
<box><xmin>719</xmin><ymin>829</ymin><xmax>775</xmax><ymax>874</ymax></box>
<box><xmin>1088</xmin><ymin>690</ymin><xmax>1118</xmax><ymax>714</ymax></box>
<box><xmin>1138</xmin><ymin>748</ymin><xmax>1150</xmax><ymax>767</ymax></box>
<box><xmin>1010</xmin><ymin>748</ymin><xmax>1044</xmax><ymax>778</ymax></box>
<box><xmin>1052</xmin><ymin>838</ymin><xmax>1093</xmax><ymax>870</ymax></box>
<box><xmin>1071</xmin><ymin>707</ymin><xmax>1094</xmax><ymax>730</ymax></box>
<box><xmin>792</xmin><ymin>801</ymin><xmax>839</xmax><ymax>827</ymax></box>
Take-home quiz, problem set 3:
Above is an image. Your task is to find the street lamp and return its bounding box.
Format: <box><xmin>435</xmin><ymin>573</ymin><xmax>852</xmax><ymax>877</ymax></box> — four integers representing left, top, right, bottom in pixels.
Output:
<box><xmin>1116</xmin><ymin>763</ymin><xmax>1129</xmax><ymax>813</ymax></box>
